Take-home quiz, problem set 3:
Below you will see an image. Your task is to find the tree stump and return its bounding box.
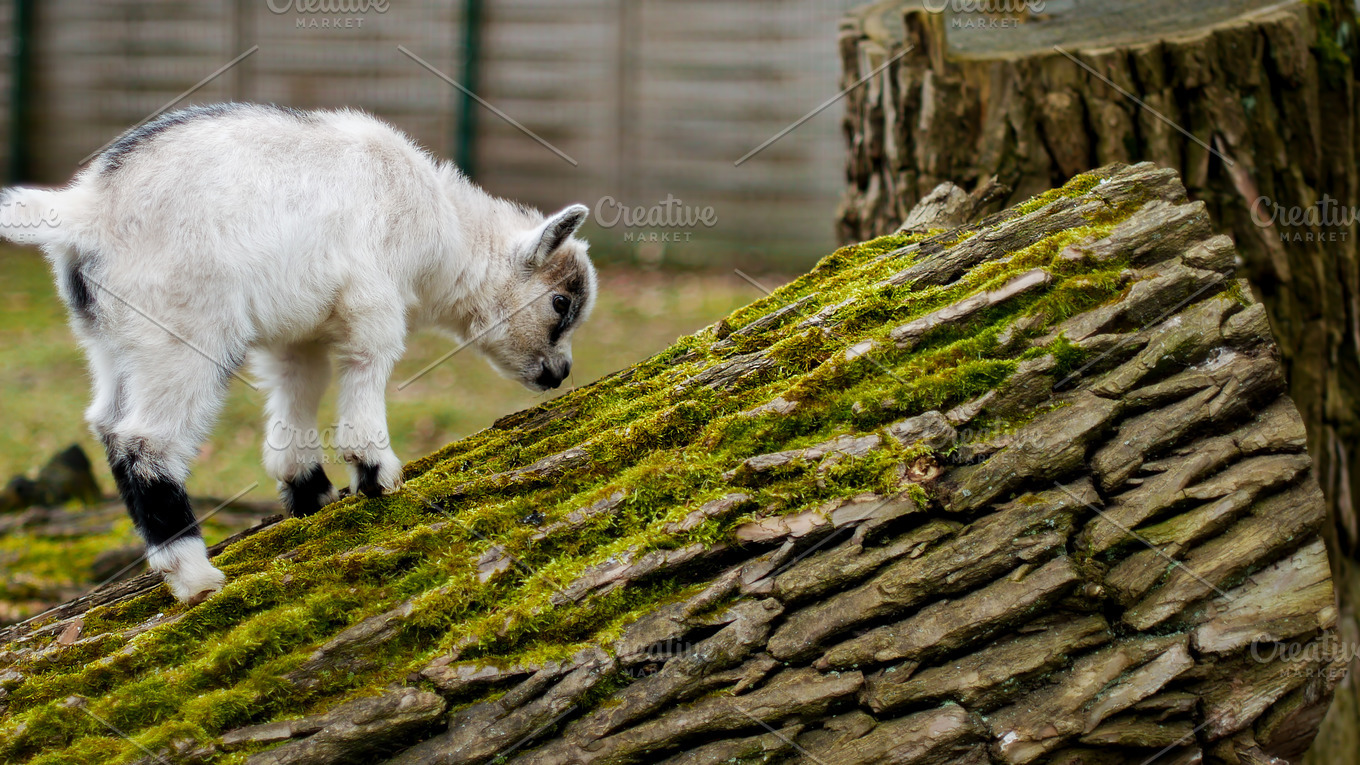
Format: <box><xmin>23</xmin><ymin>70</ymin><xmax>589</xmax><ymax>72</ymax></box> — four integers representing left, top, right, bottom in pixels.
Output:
<box><xmin>836</xmin><ymin>2</ymin><xmax>1360</xmax><ymax>759</ymax></box>
<box><xmin>0</xmin><ymin>164</ymin><xmax>1343</xmax><ymax>763</ymax></box>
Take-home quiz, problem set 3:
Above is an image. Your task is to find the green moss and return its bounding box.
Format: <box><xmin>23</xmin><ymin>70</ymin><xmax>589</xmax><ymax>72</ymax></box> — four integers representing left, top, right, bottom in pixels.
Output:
<box><xmin>1009</xmin><ymin>171</ymin><xmax>1106</xmax><ymax>217</ymax></box>
<box><xmin>27</xmin><ymin>737</ymin><xmax>125</xmax><ymax>765</ymax></box>
<box><xmin>1304</xmin><ymin>0</ymin><xmax>1356</xmax><ymax>89</ymax></box>
<box><xmin>1</xmin><ymin>169</ymin><xmax>1218</xmax><ymax>765</ymax></box>
<box><xmin>1223</xmin><ymin>278</ymin><xmax>1253</xmax><ymax>308</ymax></box>
<box><xmin>1044</xmin><ymin>335</ymin><xmax>1089</xmax><ymax>382</ymax></box>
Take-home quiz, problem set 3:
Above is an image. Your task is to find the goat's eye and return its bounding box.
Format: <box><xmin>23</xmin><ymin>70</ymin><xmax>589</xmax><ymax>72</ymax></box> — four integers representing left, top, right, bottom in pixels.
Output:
<box><xmin>552</xmin><ymin>294</ymin><xmax>570</xmax><ymax>315</ymax></box>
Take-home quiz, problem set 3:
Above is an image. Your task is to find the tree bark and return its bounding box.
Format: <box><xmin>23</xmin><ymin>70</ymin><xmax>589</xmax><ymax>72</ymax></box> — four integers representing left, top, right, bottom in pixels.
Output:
<box><xmin>836</xmin><ymin>2</ymin><xmax>1360</xmax><ymax>760</ymax></box>
<box><xmin>0</xmin><ymin>163</ymin><xmax>1343</xmax><ymax>763</ymax></box>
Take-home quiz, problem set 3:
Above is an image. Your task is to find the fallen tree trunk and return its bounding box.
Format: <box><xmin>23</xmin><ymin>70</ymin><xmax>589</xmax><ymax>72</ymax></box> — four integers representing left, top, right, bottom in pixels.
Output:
<box><xmin>836</xmin><ymin>2</ymin><xmax>1360</xmax><ymax>759</ymax></box>
<box><xmin>0</xmin><ymin>163</ymin><xmax>1341</xmax><ymax>764</ymax></box>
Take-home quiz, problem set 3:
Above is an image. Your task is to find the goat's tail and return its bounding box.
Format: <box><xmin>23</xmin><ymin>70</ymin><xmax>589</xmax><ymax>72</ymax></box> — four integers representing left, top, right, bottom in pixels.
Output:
<box><xmin>0</xmin><ymin>185</ymin><xmax>95</xmax><ymax>251</ymax></box>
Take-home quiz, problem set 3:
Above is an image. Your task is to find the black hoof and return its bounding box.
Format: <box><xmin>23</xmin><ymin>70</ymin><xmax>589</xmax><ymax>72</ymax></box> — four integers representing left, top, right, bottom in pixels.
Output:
<box><xmin>282</xmin><ymin>464</ymin><xmax>335</xmax><ymax>517</ymax></box>
<box><xmin>356</xmin><ymin>462</ymin><xmax>383</xmax><ymax>499</ymax></box>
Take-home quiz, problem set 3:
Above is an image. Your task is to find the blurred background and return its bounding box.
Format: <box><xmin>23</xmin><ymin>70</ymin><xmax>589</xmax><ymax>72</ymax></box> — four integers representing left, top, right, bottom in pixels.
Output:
<box><xmin>0</xmin><ymin>0</ymin><xmax>865</xmax><ymax>264</ymax></box>
<box><xmin>0</xmin><ymin>0</ymin><xmax>867</xmax><ymax>619</ymax></box>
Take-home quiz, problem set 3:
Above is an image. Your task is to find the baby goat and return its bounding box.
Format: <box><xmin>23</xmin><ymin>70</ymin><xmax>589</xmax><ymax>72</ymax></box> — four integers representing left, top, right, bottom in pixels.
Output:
<box><xmin>0</xmin><ymin>104</ymin><xmax>596</xmax><ymax>603</ymax></box>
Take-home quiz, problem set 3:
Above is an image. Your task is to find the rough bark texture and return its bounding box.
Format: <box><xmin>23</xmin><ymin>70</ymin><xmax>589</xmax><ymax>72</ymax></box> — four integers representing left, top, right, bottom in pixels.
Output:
<box><xmin>0</xmin><ymin>164</ymin><xmax>1341</xmax><ymax>763</ymax></box>
<box><xmin>836</xmin><ymin>2</ymin><xmax>1360</xmax><ymax>760</ymax></box>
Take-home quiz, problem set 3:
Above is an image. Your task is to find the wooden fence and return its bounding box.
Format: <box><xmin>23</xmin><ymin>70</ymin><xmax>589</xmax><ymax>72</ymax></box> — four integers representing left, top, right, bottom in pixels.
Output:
<box><xmin>2</xmin><ymin>0</ymin><xmax>864</xmax><ymax>266</ymax></box>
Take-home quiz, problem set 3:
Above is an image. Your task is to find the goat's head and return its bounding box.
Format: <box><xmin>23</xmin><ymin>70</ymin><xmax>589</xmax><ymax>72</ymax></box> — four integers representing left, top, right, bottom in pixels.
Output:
<box><xmin>476</xmin><ymin>204</ymin><xmax>595</xmax><ymax>392</ymax></box>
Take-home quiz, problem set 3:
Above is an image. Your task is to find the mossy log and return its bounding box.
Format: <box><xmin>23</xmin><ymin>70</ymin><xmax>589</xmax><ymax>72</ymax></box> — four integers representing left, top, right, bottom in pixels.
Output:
<box><xmin>0</xmin><ymin>440</ymin><xmax>277</xmax><ymax>624</ymax></box>
<box><xmin>0</xmin><ymin>163</ymin><xmax>1342</xmax><ymax>763</ymax></box>
<box><xmin>835</xmin><ymin>2</ymin><xmax>1360</xmax><ymax>759</ymax></box>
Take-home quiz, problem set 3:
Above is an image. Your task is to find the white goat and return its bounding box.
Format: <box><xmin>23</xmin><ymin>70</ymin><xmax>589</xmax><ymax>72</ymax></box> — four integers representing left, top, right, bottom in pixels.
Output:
<box><xmin>0</xmin><ymin>104</ymin><xmax>596</xmax><ymax>603</ymax></box>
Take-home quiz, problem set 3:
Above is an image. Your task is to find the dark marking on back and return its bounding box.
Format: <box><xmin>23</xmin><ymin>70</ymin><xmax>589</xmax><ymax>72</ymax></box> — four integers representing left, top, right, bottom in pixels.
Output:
<box><xmin>66</xmin><ymin>261</ymin><xmax>96</xmax><ymax>321</ymax></box>
<box><xmin>98</xmin><ymin>103</ymin><xmax>309</xmax><ymax>175</ymax></box>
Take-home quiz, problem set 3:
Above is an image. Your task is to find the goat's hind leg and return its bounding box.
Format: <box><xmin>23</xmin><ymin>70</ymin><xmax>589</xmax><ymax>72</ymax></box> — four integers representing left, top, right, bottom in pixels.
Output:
<box><xmin>77</xmin><ymin>329</ymin><xmax>124</xmax><ymax>446</ymax></box>
<box><xmin>105</xmin><ymin>341</ymin><xmax>234</xmax><ymax>603</ymax></box>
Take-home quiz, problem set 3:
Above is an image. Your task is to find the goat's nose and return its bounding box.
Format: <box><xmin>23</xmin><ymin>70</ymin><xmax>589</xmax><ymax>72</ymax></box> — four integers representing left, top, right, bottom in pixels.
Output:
<box><xmin>535</xmin><ymin>362</ymin><xmax>564</xmax><ymax>389</ymax></box>
<box><xmin>561</xmin><ymin>361</ymin><xmax>571</xmax><ymax>379</ymax></box>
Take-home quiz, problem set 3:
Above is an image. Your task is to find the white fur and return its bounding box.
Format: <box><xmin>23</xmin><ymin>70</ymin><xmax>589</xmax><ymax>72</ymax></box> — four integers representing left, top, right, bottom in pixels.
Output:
<box><xmin>146</xmin><ymin>537</ymin><xmax>227</xmax><ymax>602</ymax></box>
<box><xmin>0</xmin><ymin>104</ymin><xmax>595</xmax><ymax>602</ymax></box>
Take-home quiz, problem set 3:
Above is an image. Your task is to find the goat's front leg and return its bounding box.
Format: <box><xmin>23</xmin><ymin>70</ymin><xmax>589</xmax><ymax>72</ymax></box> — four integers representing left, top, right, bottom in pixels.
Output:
<box><xmin>334</xmin><ymin>325</ymin><xmax>405</xmax><ymax>498</ymax></box>
<box><xmin>256</xmin><ymin>342</ymin><xmax>338</xmax><ymax>517</ymax></box>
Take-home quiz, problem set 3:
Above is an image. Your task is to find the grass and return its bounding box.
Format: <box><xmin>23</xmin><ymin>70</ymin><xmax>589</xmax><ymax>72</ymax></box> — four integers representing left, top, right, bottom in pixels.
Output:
<box><xmin>0</xmin><ymin>247</ymin><xmax>780</xmax><ymax>504</ymax></box>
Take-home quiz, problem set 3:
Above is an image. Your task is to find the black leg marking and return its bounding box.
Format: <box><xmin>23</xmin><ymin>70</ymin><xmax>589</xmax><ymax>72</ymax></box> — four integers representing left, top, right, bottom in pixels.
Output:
<box><xmin>282</xmin><ymin>463</ymin><xmax>335</xmax><ymax>517</ymax></box>
<box><xmin>108</xmin><ymin>452</ymin><xmax>198</xmax><ymax>548</ymax></box>
<box><xmin>356</xmin><ymin>462</ymin><xmax>383</xmax><ymax>499</ymax></box>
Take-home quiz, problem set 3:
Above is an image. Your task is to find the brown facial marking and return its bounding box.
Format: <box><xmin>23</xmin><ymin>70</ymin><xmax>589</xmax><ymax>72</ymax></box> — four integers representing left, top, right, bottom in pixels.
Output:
<box><xmin>540</xmin><ymin>251</ymin><xmax>590</xmax><ymax>339</ymax></box>
<box><xmin>541</xmin><ymin>251</ymin><xmax>586</xmax><ymax>297</ymax></box>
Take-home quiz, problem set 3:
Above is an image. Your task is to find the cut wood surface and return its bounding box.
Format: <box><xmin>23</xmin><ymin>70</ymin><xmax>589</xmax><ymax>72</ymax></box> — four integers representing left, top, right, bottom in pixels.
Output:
<box><xmin>0</xmin><ymin>163</ymin><xmax>1340</xmax><ymax>764</ymax></box>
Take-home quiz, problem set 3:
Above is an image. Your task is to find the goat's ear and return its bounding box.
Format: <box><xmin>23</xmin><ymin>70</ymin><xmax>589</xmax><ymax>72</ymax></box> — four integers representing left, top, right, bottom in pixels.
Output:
<box><xmin>522</xmin><ymin>204</ymin><xmax>589</xmax><ymax>269</ymax></box>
